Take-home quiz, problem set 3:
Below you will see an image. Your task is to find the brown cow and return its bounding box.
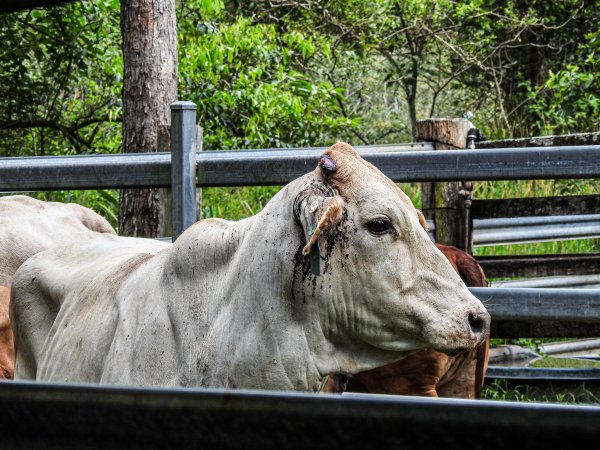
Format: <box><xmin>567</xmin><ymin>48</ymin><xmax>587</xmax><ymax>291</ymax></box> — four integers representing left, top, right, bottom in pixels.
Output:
<box><xmin>0</xmin><ymin>195</ymin><xmax>115</xmax><ymax>379</ymax></box>
<box><xmin>323</xmin><ymin>243</ymin><xmax>489</xmax><ymax>398</ymax></box>
<box><xmin>0</xmin><ymin>285</ymin><xmax>12</xmax><ymax>379</ymax></box>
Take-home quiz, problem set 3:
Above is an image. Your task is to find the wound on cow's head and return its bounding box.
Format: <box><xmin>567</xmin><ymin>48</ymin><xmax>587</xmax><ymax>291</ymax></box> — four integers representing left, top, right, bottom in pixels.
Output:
<box><xmin>319</xmin><ymin>154</ymin><xmax>337</xmax><ymax>176</ymax></box>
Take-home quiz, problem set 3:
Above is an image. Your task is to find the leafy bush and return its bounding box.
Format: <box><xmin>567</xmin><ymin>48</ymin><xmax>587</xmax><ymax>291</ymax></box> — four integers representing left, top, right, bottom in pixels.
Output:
<box><xmin>178</xmin><ymin>11</ymin><xmax>355</xmax><ymax>151</ymax></box>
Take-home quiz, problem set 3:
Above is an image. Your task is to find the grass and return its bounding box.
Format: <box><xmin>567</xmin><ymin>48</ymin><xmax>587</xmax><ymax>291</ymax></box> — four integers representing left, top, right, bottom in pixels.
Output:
<box><xmin>483</xmin><ymin>379</ymin><xmax>600</xmax><ymax>405</ymax></box>
<box><xmin>474</xmin><ymin>239</ymin><xmax>600</xmax><ymax>257</ymax></box>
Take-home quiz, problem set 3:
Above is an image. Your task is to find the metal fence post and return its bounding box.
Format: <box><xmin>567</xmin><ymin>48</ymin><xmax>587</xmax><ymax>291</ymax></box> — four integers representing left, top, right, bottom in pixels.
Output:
<box><xmin>170</xmin><ymin>101</ymin><xmax>197</xmax><ymax>242</ymax></box>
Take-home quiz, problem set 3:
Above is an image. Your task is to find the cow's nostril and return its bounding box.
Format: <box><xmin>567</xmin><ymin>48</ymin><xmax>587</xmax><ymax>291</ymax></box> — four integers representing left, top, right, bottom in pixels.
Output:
<box><xmin>468</xmin><ymin>312</ymin><xmax>484</xmax><ymax>335</ymax></box>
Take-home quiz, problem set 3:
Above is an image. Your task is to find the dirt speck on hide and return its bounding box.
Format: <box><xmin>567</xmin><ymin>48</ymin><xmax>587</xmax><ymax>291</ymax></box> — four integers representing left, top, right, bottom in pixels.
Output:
<box><xmin>291</xmin><ymin>237</ymin><xmax>311</xmax><ymax>304</ymax></box>
<box><xmin>291</xmin><ymin>206</ymin><xmax>354</xmax><ymax>302</ymax></box>
<box><xmin>322</xmin><ymin>209</ymin><xmax>351</xmax><ymax>275</ymax></box>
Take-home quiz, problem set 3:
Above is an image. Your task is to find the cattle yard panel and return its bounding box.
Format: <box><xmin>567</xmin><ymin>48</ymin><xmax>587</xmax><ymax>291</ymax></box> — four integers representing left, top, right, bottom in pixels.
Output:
<box><xmin>1</xmin><ymin>380</ymin><xmax>599</xmax><ymax>449</ymax></box>
<box><xmin>471</xmin><ymin>194</ymin><xmax>600</xmax><ymax>281</ymax></box>
<box><xmin>478</xmin><ymin>254</ymin><xmax>600</xmax><ymax>279</ymax></box>
<box><xmin>1</xmin><ymin>105</ymin><xmax>600</xmax><ymax>337</ymax></box>
<box><xmin>2</xmin><ymin>144</ymin><xmax>599</xmax><ymax>191</ymax></box>
<box><xmin>415</xmin><ymin>122</ymin><xmax>600</xmax><ymax>286</ymax></box>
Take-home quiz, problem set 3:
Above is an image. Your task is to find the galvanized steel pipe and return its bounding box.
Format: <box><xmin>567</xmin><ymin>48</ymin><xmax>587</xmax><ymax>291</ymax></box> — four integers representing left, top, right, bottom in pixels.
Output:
<box><xmin>492</xmin><ymin>274</ymin><xmax>600</xmax><ymax>289</ymax></box>
<box><xmin>2</xmin><ymin>145</ymin><xmax>600</xmax><ymax>191</ymax></box>
<box><xmin>469</xmin><ymin>287</ymin><xmax>600</xmax><ymax>322</ymax></box>
<box><xmin>473</xmin><ymin>214</ymin><xmax>600</xmax><ymax>246</ymax></box>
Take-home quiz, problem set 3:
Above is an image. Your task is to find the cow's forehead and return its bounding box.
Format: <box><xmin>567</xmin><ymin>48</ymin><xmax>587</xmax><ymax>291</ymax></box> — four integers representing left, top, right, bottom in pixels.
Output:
<box><xmin>316</xmin><ymin>142</ymin><xmax>419</xmax><ymax>220</ymax></box>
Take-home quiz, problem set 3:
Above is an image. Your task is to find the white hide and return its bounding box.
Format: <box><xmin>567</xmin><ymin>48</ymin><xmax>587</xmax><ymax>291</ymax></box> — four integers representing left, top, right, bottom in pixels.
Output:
<box><xmin>11</xmin><ymin>143</ymin><xmax>489</xmax><ymax>391</ymax></box>
<box><xmin>0</xmin><ymin>195</ymin><xmax>117</xmax><ymax>380</ymax></box>
<box><xmin>0</xmin><ymin>195</ymin><xmax>116</xmax><ymax>285</ymax></box>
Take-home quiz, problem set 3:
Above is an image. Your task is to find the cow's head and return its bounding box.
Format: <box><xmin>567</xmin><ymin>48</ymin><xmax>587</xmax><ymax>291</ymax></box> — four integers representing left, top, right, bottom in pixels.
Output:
<box><xmin>292</xmin><ymin>142</ymin><xmax>490</xmax><ymax>375</ymax></box>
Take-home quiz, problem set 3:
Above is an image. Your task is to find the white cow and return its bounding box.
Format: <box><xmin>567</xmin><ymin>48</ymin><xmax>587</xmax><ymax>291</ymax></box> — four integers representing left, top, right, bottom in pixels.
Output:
<box><xmin>11</xmin><ymin>143</ymin><xmax>489</xmax><ymax>391</ymax></box>
<box><xmin>0</xmin><ymin>195</ymin><xmax>116</xmax><ymax>379</ymax></box>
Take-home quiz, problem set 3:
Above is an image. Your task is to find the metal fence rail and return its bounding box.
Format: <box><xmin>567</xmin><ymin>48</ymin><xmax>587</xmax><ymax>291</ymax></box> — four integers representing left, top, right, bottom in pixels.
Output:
<box><xmin>2</xmin><ymin>105</ymin><xmax>600</xmax><ymax>333</ymax></box>
<box><xmin>473</xmin><ymin>214</ymin><xmax>600</xmax><ymax>246</ymax></box>
<box><xmin>492</xmin><ymin>274</ymin><xmax>600</xmax><ymax>289</ymax></box>
<box><xmin>469</xmin><ymin>287</ymin><xmax>600</xmax><ymax>322</ymax></box>
<box><xmin>478</xmin><ymin>254</ymin><xmax>600</xmax><ymax>279</ymax></box>
<box><xmin>485</xmin><ymin>366</ymin><xmax>600</xmax><ymax>381</ymax></box>
<box><xmin>1</xmin><ymin>381</ymin><xmax>599</xmax><ymax>449</ymax></box>
<box><xmin>2</xmin><ymin>145</ymin><xmax>600</xmax><ymax>192</ymax></box>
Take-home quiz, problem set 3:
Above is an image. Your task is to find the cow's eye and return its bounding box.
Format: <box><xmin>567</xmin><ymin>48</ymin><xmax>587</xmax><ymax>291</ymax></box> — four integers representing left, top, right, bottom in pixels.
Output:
<box><xmin>367</xmin><ymin>218</ymin><xmax>392</xmax><ymax>235</ymax></box>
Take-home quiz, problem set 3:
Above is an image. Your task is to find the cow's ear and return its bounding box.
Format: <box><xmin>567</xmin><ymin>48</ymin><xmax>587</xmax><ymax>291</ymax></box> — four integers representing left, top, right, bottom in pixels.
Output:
<box><xmin>417</xmin><ymin>210</ymin><xmax>428</xmax><ymax>231</ymax></box>
<box><xmin>301</xmin><ymin>196</ymin><xmax>345</xmax><ymax>256</ymax></box>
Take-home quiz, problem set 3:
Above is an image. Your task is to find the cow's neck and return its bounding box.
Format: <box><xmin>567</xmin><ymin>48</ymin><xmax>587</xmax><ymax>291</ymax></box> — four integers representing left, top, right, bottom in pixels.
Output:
<box><xmin>162</xmin><ymin>179</ymin><xmax>409</xmax><ymax>391</ymax></box>
<box><xmin>164</xmin><ymin>197</ymin><xmax>325</xmax><ymax>390</ymax></box>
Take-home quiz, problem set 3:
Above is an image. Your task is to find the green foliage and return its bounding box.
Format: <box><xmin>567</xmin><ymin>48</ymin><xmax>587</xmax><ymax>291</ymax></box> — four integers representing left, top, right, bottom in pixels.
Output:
<box><xmin>201</xmin><ymin>186</ymin><xmax>281</xmax><ymax>220</ymax></box>
<box><xmin>178</xmin><ymin>5</ymin><xmax>356</xmax><ymax>150</ymax></box>
<box><xmin>0</xmin><ymin>0</ymin><xmax>122</xmax><ymax>157</ymax></box>
<box><xmin>525</xmin><ymin>31</ymin><xmax>600</xmax><ymax>135</ymax></box>
<box><xmin>177</xmin><ymin>2</ymin><xmax>357</xmax><ymax>219</ymax></box>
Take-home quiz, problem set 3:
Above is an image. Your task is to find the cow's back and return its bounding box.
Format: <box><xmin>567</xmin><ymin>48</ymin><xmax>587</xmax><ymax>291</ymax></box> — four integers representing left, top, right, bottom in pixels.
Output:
<box><xmin>0</xmin><ymin>195</ymin><xmax>115</xmax><ymax>284</ymax></box>
<box><xmin>11</xmin><ymin>234</ymin><xmax>168</xmax><ymax>381</ymax></box>
<box><xmin>0</xmin><ymin>195</ymin><xmax>116</xmax><ymax>380</ymax></box>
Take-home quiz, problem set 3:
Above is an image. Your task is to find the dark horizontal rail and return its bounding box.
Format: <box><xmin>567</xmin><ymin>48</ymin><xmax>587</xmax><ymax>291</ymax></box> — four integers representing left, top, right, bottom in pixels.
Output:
<box><xmin>1</xmin><ymin>381</ymin><xmax>599</xmax><ymax>449</ymax></box>
<box><xmin>477</xmin><ymin>132</ymin><xmax>600</xmax><ymax>149</ymax></box>
<box><xmin>472</xmin><ymin>195</ymin><xmax>600</xmax><ymax>219</ymax></box>
<box><xmin>491</xmin><ymin>320</ymin><xmax>600</xmax><ymax>338</ymax></box>
<box><xmin>477</xmin><ymin>254</ymin><xmax>600</xmax><ymax>278</ymax></box>
<box><xmin>470</xmin><ymin>287</ymin><xmax>600</xmax><ymax>322</ymax></box>
<box><xmin>0</xmin><ymin>0</ymin><xmax>74</xmax><ymax>13</ymax></box>
<box><xmin>2</xmin><ymin>145</ymin><xmax>600</xmax><ymax>191</ymax></box>
<box><xmin>199</xmin><ymin>145</ymin><xmax>600</xmax><ymax>186</ymax></box>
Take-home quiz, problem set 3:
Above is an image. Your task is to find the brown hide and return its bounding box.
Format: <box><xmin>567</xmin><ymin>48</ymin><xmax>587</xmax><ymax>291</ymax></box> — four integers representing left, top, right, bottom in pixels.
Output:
<box><xmin>323</xmin><ymin>244</ymin><xmax>490</xmax><ymax>398</ymax></box>
<box><xmin>0</xmin><ymin>285</ymin><xmax>14</xmax><ymax>379</ymax></box>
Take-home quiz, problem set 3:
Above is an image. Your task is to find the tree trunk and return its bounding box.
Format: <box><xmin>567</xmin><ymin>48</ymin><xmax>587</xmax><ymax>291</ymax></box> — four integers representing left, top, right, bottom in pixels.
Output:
<box><xmin>119</xmin><ymin>0</ymin><xmax>178</xmax><ymax>237</ymax></box>
<box><xmin>405</xmin><ymin>61</ymin><xmax>419</xmax><ymax>141</ymax></box>
<box><xmin>406</xmin><ymin>86</ymin><xmax>418</xmax><ymax>141</ymax></box>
